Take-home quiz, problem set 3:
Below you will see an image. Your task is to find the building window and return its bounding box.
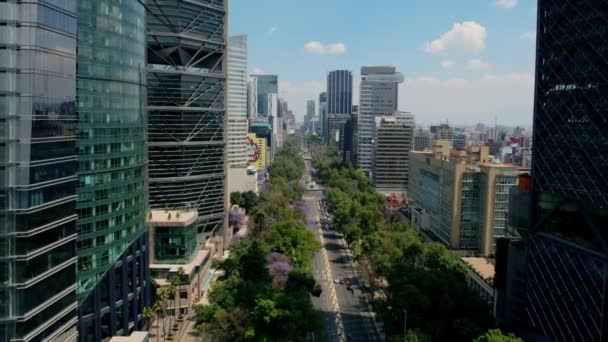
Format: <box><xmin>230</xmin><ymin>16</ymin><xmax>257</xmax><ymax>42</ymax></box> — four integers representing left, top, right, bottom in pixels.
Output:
<box><xmin>180</xmin><ymin>291</ymin><xmax>188</xmax><ymax>299</ymax></box>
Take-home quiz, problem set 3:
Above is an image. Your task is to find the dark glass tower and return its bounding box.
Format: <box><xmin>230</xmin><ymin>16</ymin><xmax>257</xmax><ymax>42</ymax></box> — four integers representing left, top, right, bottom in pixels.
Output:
<box><xmin>146</xmin><ymin>0</ymin><xmax>228</xmax><ymax>240</ymax></box>
<box><xmin>0</xmin><ymin>2</ymin><xmax>79</xmax><ymax>340</ymax></box>
<box><xmin>327</xmin><ymin>70</ymin><xmax>352</xmax><ymax>115</ymax></box>
<box><xmin>519</xmin><ymin>1</ymin><xmax>608</xmax><ymax>341</ymax></box>
<box><xmin>76</xmin><ymin>0</ymin><xmax>150</xmax><ymax>340</ymax></box>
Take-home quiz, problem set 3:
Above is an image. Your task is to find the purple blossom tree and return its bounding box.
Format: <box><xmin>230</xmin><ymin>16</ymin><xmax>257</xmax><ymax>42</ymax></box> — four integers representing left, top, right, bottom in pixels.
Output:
<box><xmin>266</xmin><ymin>253</ymin><xmax>291</xmax><ymax>289</ymax></box>
<box><xmin>229</xmin><ymin>208</ymin><xmax>246</xmax><ymax>233</ymax></box>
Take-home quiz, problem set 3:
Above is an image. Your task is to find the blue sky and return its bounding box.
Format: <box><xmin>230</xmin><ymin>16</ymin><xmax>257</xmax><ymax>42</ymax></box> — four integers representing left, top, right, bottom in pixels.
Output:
<box><xmin>229</xmin><ymin>0</ymin><xmax>538</xmax><ymax>126</ymax></box>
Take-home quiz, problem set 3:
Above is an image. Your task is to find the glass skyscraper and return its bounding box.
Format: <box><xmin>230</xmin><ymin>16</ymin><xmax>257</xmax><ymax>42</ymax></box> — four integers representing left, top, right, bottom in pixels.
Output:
<box><xmin>147</xmin><ymin>0</ymin><xmax>228</xmax><ymax>240</ymax></box>
<box><xmin>227</xmin><ymin>35</ymin><xmax>249</xmax><ymax>168</ymax></box>
<box><xmin>0</xmin><ymin>1</ymin><xmax>79</xmax><ymax>340</ymax></box>
<box><xmin>76</xmin><ymin>0</ymin><xmax>150</xmax><ymax>339</ymax></box>
<box><xmin>521</xmin><ymin>1</ymin><xmax>608</xmax><ymax>341</ymax></box>
<box><xmin>252</xmin><ymin>75</ymin><xmax>278</xmax><ymax>117</ymax></box>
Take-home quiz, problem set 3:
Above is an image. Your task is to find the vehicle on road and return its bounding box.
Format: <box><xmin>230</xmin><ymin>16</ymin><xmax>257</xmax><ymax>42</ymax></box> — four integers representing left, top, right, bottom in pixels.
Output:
<box><xmin>333</xmin><ymin>278</ymin><xmax>340</xmax><ymax>284</ymax></box>
<box><xmin>346</xmin><ymin>285</ymin><xmax>353</xmax><ymax>292</ymax></box>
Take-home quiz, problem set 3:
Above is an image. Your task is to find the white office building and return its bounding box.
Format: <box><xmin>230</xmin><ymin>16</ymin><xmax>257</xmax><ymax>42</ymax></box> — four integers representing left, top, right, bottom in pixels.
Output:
<box><xmin>227</xmin><ymin>35</ymin><xmax>249</xmax><ymax>167</ymax></box>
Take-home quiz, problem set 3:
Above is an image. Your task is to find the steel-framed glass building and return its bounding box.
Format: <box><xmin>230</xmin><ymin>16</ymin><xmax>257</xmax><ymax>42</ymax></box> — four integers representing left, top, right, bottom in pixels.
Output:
<box><xmin>146</xmin><ymin>0</ymin><xmax>228</xmax><ymax>240</ymax></box>
<box><xmin>76</xmin><ymin>0</ymin><xmax>150</xmax><ymax>340</ymax></box>
<box><xmin>520</xmin><ymin>1</ymin><xmax>608</xmax><ymax>341</ymax></box>
<box><xmin>0</xmin><ymin>1</ymin><xmax>79</xmax><ymax>340</ymax></box>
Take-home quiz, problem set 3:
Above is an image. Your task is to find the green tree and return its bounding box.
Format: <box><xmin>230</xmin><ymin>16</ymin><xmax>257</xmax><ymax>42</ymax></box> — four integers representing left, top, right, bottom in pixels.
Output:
<box><xmin>230</xmin><ymin>191</ymin><xmax>242</xmax><ymax>206</ymax></box>
<box><xmin>474</xmin><ymin>329</ymin><xmax>524</xmax><ymax>342</ymax></box>
<box><xmin>240</xmin><ymin>191</ymin><xmax>259</xmax><ymax>213</ymax></box>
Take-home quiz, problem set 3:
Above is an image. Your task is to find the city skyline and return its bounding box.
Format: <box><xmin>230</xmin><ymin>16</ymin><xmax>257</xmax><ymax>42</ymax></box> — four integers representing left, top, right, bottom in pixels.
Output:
<box><xmin>229</xmin><ymin>0</ymin><xmax>537</xmax><ymax>126</ymax></box>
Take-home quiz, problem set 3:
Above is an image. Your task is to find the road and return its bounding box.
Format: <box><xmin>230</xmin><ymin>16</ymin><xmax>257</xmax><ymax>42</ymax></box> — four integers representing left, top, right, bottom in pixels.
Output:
<box><xmin>301</xmin><ymin>139</ymin><xmax>381</xmax><ymax>342</ymax></box>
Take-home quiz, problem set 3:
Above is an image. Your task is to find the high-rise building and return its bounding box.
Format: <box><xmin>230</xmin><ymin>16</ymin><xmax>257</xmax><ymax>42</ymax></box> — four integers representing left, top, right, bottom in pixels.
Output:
<box><xmin>252</xmin><ymin>75</ymin><xmax>278</xmax><ymax>117</ymax></box>
<box><xmin>247</xmin><ymin>78</ymin><xmax>257</xmax><ymax>118</ymax></box>
<box><xmin>0</xmin><ymin>2</ymin><xmax>79</xmax><ymax>340</ymax></box>
<box><xmin>227</xmin><ymin>35</ymin><xmax>249</xmax><ymax>168</ymax></box>
<box><xmin>495</xmin><ymin>2</ymin><xmax>608</xmax><ymax>341</ymax></box>
<box><xmin>319</xmin><ymin>92</ymin><xmax>328</xmax><ymax>141</ymax></box>
<box><xmin>357</xmin><ymin>66</ymin><xmax>404</xmax><ymax>174</ymax></box>
<box><xmin>413</xmin><ymin>129</ymin><xmax>432</xmax><ymax>151</ymax></box>
<box><xmin>76</xmin><ymin>0</ymin><xmax>150</xmax><ymax>339</ymax></box>
<box><xmin>431</xmin><ymin>124</ymin><xmax>454</xmax><ymax>141</ymax></box>
<box><xmin>409</xmin><ymin>145</ymin><xmax>520</xmax><ymax>256</ymax></box>
<box><xmin>453</xmin><ymin>133</ymin><xmax>467</xmax><ymax>149</ymax></box>
<box><xmin>306</xmin><ymin>100</ymin><xmax>316</xmax><ymax>132</ymax></box>
<box><xmin>327</xmin><ymin>70</ymin><xmax>353</xmax><ymax>115</ymax></box>
<box><xmin>147</xmin><ymin>0</ymin><xmax>228</xmax><ymax>243</ymax></box>
<box><xmin>372</xmin><ymin>112</ymin><xmax>415</xmax><ymax>195</ymax></box>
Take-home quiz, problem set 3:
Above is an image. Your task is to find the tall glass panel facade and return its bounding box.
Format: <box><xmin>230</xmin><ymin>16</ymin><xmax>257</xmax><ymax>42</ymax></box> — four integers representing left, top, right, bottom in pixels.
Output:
<box><xmin>0</xmin><ymin>1</ymin><xmax>79</xmax><ymax>341</ymax></box>
<box><xmin>521</xmin><ymin>1</ymin><xmax>608</xmax><ymax>341</ymax></box>
<box><xmin>147</xmin><ymin>0</ymin><xmax>227</xmax><ymax>240</ymax></box>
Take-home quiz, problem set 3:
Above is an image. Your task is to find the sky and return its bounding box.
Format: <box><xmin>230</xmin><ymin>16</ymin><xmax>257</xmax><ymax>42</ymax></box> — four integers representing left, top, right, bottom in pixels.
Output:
<box><xmin>229</xmin><ymin>0</ymin><xmax>538</xmax><ymax>126</ymax></box>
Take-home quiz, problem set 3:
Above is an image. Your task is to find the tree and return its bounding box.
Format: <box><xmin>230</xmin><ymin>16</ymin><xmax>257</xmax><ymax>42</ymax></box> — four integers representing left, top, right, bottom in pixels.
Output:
<box><xmin>241</xmin><ymin>191</ymin><xmax>259</xmax><ymax>213</ymax></box>
<box><xmin>143</xmin><ymin>307</ymin><xmax>156</xmax><ymax>340</ymax></box>
<box><xmin>474</xmin><ymin>329</ymin><xmax>524</xmax><ymax>342</ymax></box>
<box><xmin>230</xmin><ymin>191</ymin><xmax>242</xmax><ymax>206</ymax></box>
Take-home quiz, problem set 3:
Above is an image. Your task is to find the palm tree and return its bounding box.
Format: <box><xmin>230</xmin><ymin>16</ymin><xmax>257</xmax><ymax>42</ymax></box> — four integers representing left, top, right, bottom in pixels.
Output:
<box><xmin>152</xmin><ymin>298</ymin><xmax>164</xmax><ymax>342</ymax></box>
<box><xmin>143</xmin><ymin>307</ymin><xmax>156</xmax><ymax>339</ymax></box>
<box><xmin>250</xmin><ymin>207</ymin><xmax>268</xmax><ymax>234</ymax></box>
<box><xmin>166</xmin><ymin>285</ymin><xmax>176</xmax><ymax>334</ymax></box>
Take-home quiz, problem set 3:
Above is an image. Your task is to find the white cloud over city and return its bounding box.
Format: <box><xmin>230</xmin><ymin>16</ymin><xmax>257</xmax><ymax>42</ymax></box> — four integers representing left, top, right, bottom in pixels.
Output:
<box><xmin>520</xmin><ymin>31</ymin><xmax>536</xmax><ymax>40</ymax></box>
<box><xmin>495</xmin><ymin>0</ymin><xmax>518</xmax><ymax>9</ymax></box>
<box><xmin>441</xmin><ymin>60</ymin><xmax>456</xmax><ymax>69</ymax></box>
<box><xmin>268</xmin><ymin>26</ymin><xmax>277</xmax><ymax>34</ymax></box>
<box><xmin>422</xmin><ymin>21</ymin><xmax>487</xmax><ymax>54</ymax></box>
<box><xmin>304</xmin><ymin>41</ymin><xmax>347</xmax><ymax>54</ymax></box>
<box><xmin>467</xmin><ymin>59</ymin><xmax>490</xmax><ymax>70</ymax></box>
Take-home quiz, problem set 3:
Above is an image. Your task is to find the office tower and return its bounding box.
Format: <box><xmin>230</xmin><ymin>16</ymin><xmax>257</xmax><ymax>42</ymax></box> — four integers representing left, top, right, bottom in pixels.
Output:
<box><xmin>319</xmin><ymin>92</ymin><xmax>328</xmax><ymax>141</ymax></box>
<box><xmin>227</xmin><ymin>35</ymin><xmax>249</xmax><ymax>168</ymax></box>
<box><xmin>496</xmin><ymin>1</ymin><xmax>608</xmax><ymax>341</ymax></box>
<box><xmin>327</xmin><ymin>70</ymin><xmax>353</xmax><ymax>115</ymax></box>
<box><xmin>147</xmin><ymin>0</ymin><xmax>228</xmax><ymax>242</ymax></box>
<box><xmin>453</xmin><ymin>133</ymin><xmax>467</xmax><ymax>148</ymax></box>
<box><xmin>357</xmin><ymin>66</ymin><xmax>404</xmax><ymax>174</ymax></box>
<box><xmin>247</xmin><ymin>78</ymin><xmax>257</xmax><ymax>118</ymax></box>
<box><xmin>409</xmin><ymin>145</ymin><xmax>520</xmax><ymax>256</ymax></box>
<box><xmin>76</xmin><ymin>0</ymin><xmax>150</xmax><ymax>339</ymax></box>
<box><xmin>372</xmin><ymin>112</ymin><xmax>415</xmax><ymax>195</ymax></box>
<box><xmin>0</xmin><ymin>2</ymin><xmax>79</xmax><ymax>340</ymax></box>
<box><xmin>431</xmin><ymin>123</ymin><xmax>454</xmax><ymax>141</ymax></box>
<box><xmin>306</xmin><ymin>100</ymin><xmax>316</xmax><ymax>132</ymax></box>
<box><xmin>413</xmin><ymin>129</ymin><xmax>432</xmax><ymax>151</ymax></box>
<box><xmin>251</xmin><ymin>75</ymin><xmax>278</xmax><ymax>117</ymax></box>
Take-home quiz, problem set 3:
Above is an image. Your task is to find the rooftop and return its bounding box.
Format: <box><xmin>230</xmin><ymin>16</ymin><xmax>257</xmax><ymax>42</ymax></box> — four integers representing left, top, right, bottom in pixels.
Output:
<box><xmin>150</xmin><ymin>249</ymin><xmax>211</xmax><ymax>285</ymax></box>
<box><xmin>147</xmin><ymin>209</ymin><xmax>198</xmax><ymax>227</ymax></box>
<box><xmin>109</xmin><ymin>332</ymin><xmax>148</xmax><ymax>342</ymax></box>
<box><xmin>462</xmin><ymin>257</ymin><xmax>495</xmax><ymax>281</ymax></box>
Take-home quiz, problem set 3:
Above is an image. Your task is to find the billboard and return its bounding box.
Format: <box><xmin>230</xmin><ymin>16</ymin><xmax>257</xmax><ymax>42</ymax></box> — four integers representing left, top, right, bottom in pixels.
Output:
<box><xmin>247</xmin><ymin>133</ymin><xmax>266</xmax><ymax>171</ymax></box>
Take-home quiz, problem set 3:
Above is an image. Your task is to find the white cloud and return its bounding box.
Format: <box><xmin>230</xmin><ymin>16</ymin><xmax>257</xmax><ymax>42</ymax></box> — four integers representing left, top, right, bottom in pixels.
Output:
<box><xmin>467</xmin><ymin>59</ymin><xmax>490</xmax><ymax>70</ymax></box>
<box><xmin>422</xmin><ymin>21</ymin><xmax>487</xmax><ymax>54</ymax></box>
<box><xmin>304</xmin><ymin>41</ymin><xmax>347</xmax><ymax>55</ymax></box>
<box><xmin>268</xmin><ymin>26</ymin><xmax>277</xmax><ymax>34</ymax></box>
<box><xmin>495</xmin><ymin>0</ymin><xmax>518</xmax><ymax>8</ymax></box>
<box><xmin>441</xmin><ymin>60</ymin><xmax>456</xmax><ymax>69</ymax></box>
<box><xmin>402</xmin><ymin>72</ymin><xmax>534</xmax><ymax>126</ymax></box>
<box><xmin>252</xmin><ymin>67</ymin><xmax>265</xmax><ymax>75</ymax></box>
<box><xmin>520</xmin><ymin>31</ymin><xmax>536</xmax><ymax>40</ymax></box>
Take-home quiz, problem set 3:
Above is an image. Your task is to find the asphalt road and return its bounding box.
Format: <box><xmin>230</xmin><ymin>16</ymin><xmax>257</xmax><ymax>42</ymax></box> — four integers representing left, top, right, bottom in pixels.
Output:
<box><xmin>301</xmin><ymin>144</ymin><xmax>380</xmax><ymax>342</ymax></box>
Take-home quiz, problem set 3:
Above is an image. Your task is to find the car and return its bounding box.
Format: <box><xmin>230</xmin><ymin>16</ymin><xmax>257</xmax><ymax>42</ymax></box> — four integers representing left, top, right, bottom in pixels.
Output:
<box><xmin>333</xmin><ymin>278</ymin><xmax>340</xmax><ymax>284</ymax></box>
<box><xmin>341</xmin><ymin>277</ymin><xmax>351</xmax><ymax>285</ymax></box>
<box><xmin>346</xmin><ymin>285</ymin><xmax>353</xmax><ymax>292</ymax></box>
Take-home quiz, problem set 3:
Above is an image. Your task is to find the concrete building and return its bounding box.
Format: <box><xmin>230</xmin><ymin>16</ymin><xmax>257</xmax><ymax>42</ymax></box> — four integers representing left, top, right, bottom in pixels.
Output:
<box><xmin>409</xmin><ymin>145</ymin><xmax>521</xmax><ymax>256</ymax></box>
<box><xmin>413</xmin><ymin>129</ymin><xmax>432</xmax><ymax>151</ymax></box>
<box><xmin>227</xmin><ymin>35</ymin><xmax>249</xmax><ymax>168</ymax></box>
<box><xmin>109</xmin><ymin>332</ymin><xmax>149</xmax><ymax>342</ymax></box>
<box><xmin>147</xmin><ymin>0</ymin><xmax>228</xmax><ymax>242</ymax></box>
<box><xmin>453</xmin><ymin>133</ymin><xmax>467</xmax><ymax>149</ymax></box>
<box><xmin>0</xmin><ymin>1</ymin><xmax>80</xmax><ymax>340</ymax></box>
<box><xmin>431</xmin><ymin>124</ymin><xmax>454</xmax><ymax>141</ymax></box>
<box><xmin>147</xmin><ymin>210</ymin><xmax>216</xmax><ymax>316</ymax></box>
<box><xmin>461</xmin><ymin>258</ymin><xmax>496</xmax><ymax>315</ymax></box>
<box><xmin>372</xmin><ymin>112</ymin><xmax>415</xmax><ymax>195</ymax></box>
<box><xmin>357</xmin><ymin>66</ymin><xmax>404</xmax><ymax>174</ymax></box>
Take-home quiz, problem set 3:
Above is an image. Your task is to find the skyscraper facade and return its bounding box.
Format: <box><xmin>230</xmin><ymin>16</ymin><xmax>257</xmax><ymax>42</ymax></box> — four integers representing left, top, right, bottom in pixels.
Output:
<box><xmin>227</xmin><ymin>35</ymin><xmax>249</xmax><ymax>168</ymax></box>
<box><xmin>515</xmin><ymin>1</ymin><xmax>608</xmax><ymax>340</ymax></box>
<box><xmin>76</xmin><ymin>1</ymin><xmax>150</xmax><ymax>339</ymax></box>
<box><xmin>147</xmin><ymin>0</ymin><xmax>228</xmax><ymax>241</ymax></box>
<box><xmin>327</xmin><ymin>70</ymin><xmax>353</xmax><ymax>115</ymax></box>
<box><xmin>372</xmin><ymin>112</ymin><xmax>415</xmax><ymax>195</ymax></box>
<box><xmin>357</xmin><ymin>66</ymin><xmax>404</xmax><ymax>174</ymax></box>
<box><xmin>319</xmin><ymin>92</ymin><xmax>328</xmax><ymax>141</ymax></box>
<box><xmin>306</xmin><ymin>100</ymin><xmax>315</xmax><ymax>132</ymax></box>
<box><xmin>0</xmin><ymin>2</ymin><xmax>79</xmax><ymax>340</ymax></box>
<box><xmin>253</xmin><ymin>75</ymin><xmax>278</xmax><ymax>117</ymax></box>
